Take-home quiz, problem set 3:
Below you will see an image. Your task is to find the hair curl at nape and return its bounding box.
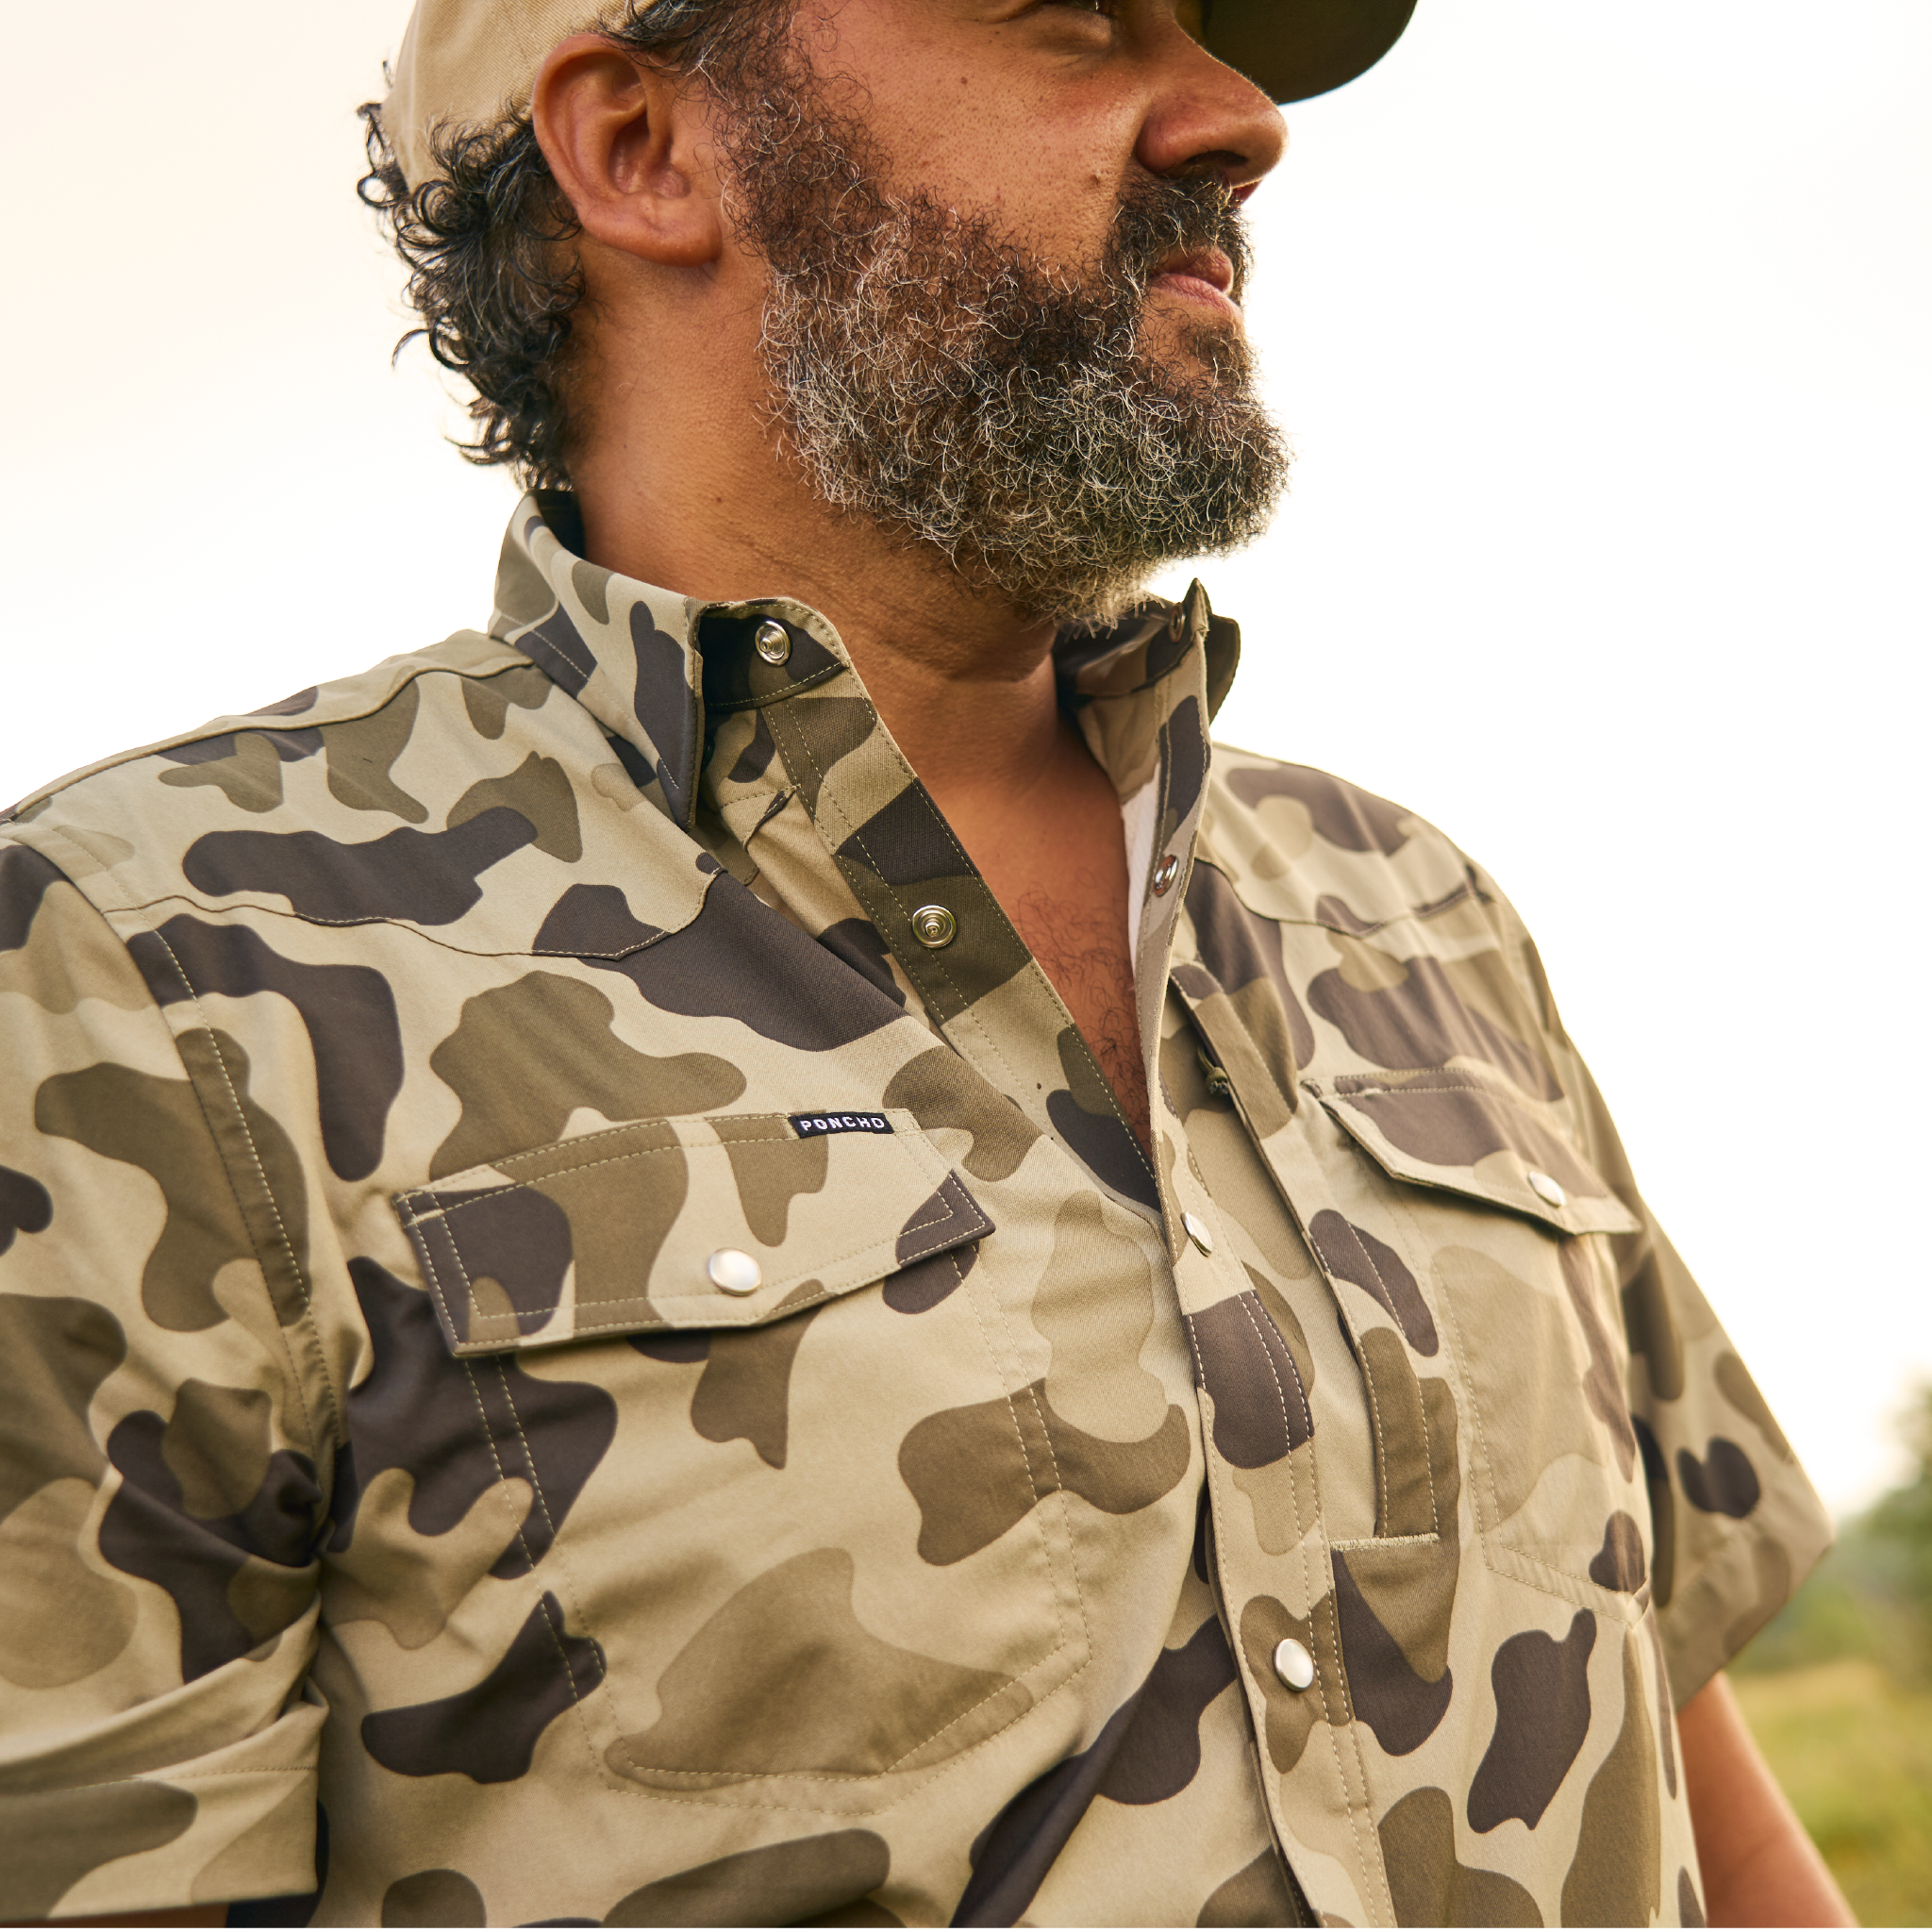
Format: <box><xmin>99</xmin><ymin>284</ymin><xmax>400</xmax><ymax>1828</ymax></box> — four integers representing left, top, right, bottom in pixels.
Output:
<box><xmin>358</xmin><ymin>0</ymin><xmax>788</xmax><ymax>491</ymax></box>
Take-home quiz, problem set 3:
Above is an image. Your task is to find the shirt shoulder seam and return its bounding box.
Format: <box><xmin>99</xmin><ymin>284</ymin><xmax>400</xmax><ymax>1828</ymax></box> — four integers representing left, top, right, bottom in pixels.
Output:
<box><xmin>4</xmin><ymin>634</ymin><xmax>535</xmax><ymax>819</ymax></box>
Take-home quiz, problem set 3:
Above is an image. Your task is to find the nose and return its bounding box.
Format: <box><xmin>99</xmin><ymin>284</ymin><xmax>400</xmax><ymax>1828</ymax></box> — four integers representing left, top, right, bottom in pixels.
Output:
<box><xmin>1135</xmin><ymin>25</ymin><xmax>1289</xmax><ymax>192</ymax></box>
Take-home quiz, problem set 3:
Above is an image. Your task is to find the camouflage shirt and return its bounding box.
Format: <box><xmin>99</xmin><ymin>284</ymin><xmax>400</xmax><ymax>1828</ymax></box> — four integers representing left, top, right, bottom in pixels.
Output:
<box><xmin>0</xmin><ymin>493</ymin><xmax>1829</xmax><ymax>1927</ymax></box>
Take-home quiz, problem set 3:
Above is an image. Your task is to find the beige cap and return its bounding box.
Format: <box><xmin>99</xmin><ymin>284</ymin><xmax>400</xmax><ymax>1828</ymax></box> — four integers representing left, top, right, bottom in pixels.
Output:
<box><xmin>385</xmin><ymin>0</ymin><xmax>616</xmax><ymax>191</ymax></box>
<box><xmin>381</xmin><ymin>0</ymin><xmax>1417</xmax><ymax>190</ymax></box>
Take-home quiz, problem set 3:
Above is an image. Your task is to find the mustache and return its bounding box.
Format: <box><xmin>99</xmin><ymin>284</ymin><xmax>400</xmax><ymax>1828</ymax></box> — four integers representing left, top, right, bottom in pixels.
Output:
<box><xmin>1107</xmin><ymin>174</ymin><xmax>1254</xmax><ymax>306</ymax></box>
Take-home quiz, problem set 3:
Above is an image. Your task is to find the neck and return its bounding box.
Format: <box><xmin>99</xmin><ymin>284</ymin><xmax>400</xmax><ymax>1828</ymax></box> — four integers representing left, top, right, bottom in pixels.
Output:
<box><xmin>568</xmin><ymin>290</ymin><xmax>1151</xmax><ymax>1148</ymax></box>
<box><xmin>571</xmin><ymin>322</ymin><xmax>1073</xmax><ymax>812</ymax></box>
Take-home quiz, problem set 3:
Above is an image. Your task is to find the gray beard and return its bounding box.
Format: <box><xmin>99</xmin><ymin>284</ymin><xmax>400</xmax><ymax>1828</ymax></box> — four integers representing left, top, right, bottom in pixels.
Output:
<box><xmin>722</xmin><ymin>85</ymin><xmax>1290</xmax><ymax>622</ymax></box>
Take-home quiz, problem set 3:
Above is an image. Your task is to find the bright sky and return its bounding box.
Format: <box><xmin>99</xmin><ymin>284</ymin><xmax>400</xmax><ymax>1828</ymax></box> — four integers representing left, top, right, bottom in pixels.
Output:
<box><xmin>3</xmin><ymin>3</ymin><xmax>1926</xmax><ymax>1511</ymax></box>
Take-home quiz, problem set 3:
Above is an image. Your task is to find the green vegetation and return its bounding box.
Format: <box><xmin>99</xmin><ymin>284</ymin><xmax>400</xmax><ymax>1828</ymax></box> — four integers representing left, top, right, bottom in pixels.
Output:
<box><xmin>1733</xmin><ymin>1660</ymin><xmax>1932</xmax><ymax>1927</ymax></box>
<box><xmin>1731</xmin><ymin>1387</ymin><xmax>1932</xmax><ymax>1925</ymax></box>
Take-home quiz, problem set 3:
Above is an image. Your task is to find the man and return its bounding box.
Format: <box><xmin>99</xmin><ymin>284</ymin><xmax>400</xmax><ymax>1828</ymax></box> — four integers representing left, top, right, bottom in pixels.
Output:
<box><xmin>0</xmin><ymin>0</ymin><xmax>1853</xmax><ymax>1923</ymax></box>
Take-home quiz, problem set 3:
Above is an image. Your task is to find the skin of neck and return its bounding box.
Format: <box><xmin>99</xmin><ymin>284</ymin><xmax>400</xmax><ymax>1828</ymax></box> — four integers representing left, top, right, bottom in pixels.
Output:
<box><xmin>569</xmin><ymin>269</ymin><xmax>1069</xmax><ymax>808</ymax></box>
<box><xmin>532</xmin><ymin>0</ymin><xmax>1285</xmax><ymax>823</ymax></box>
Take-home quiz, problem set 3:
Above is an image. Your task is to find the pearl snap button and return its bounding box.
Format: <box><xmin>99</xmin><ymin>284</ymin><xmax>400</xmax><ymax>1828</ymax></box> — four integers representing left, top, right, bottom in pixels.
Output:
<box><xmin>1151</xmin><ymin>853</ymin><xmax>1181</xmax><ymax>897</ymax></box>
<box><xmin>911</xmin><ymin>905</ymin><xmax>958</xmax><ymax>949</ymax></box>
<box><xmin>1273</xmin><ymin>1638</ymin><xmax>1315</xmax><ymax>1691</ymax></box>
<box><xmin>754</xmin><ymin>619</ymin><xmax>791</xmax><ymax>664</ymax></box>
<box><xmin>707</xmin><ymin>1249</ymin><xmax>762</xmax><ymax>1295</ymax></box>
<box><xmin>1526</xmin><ymin>1170</ymin><xmax>1567</xmax><ymax>1210</ymax></box>
<box><xmin>1182</xmin><ymin>1211</ymin><xmax>1214</xmax><ymax>1256</ymax></box>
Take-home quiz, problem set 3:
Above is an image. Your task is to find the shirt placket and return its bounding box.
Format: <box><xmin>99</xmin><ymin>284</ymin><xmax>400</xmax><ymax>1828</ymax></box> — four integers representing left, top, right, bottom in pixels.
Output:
<box><xmin>1067</xmin><ymin>591</ymin><xmax>1396</xmax><ymax>1923</ymax></box>
<box><xmin>691</xmin><ymin>589</ymin><xmax>1394</xmax><ymax>1918</ymax></box>
<box><xmin>1150</xmin><ymin>1010</ymin><xmax>1391</xmax><ymax>1915</ymax></box>
<box><xmin>731</xmin><ymin>614</ymin><xmax>1189</xmax><ymax>1225</ymax></box>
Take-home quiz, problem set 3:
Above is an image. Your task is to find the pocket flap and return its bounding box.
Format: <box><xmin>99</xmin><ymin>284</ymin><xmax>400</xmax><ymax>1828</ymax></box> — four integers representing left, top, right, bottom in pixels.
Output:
<box><xmin>393</xmin><ymin>1108</ymin><xmax>992</xmax><ymax>1357</ymax></box>
<box><xmin>1317</xmin><ymin>1069</ymin><xmax>1640</xmax><ymax>1238</ymax></box>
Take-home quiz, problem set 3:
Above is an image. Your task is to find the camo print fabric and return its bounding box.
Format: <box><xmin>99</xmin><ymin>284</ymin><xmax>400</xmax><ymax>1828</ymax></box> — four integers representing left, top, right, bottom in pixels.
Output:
<box><xmin>0</xmin><ymin>491</ymin><xmax>1829</xmax><ymax>1926</ymax></box>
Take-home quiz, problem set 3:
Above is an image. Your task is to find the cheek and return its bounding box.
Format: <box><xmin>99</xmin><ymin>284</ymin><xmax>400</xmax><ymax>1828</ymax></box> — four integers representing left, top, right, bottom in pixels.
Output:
<box><xmin>872</xmin><ymin>89</ymin><xmax>1130</xmax><ymax>256</ymax></box>
<box><xmin>948</xmin><ymin>153</ymin><xmax>1119</xmax><ymax>265</ymax></box>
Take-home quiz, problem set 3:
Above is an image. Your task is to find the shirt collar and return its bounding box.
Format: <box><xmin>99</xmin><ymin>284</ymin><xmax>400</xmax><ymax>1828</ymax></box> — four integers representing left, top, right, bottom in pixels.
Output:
<box><xmin>487</xmin><ymin>491</ymin><xmax>1242</xmax><ymax>835</ymax></box>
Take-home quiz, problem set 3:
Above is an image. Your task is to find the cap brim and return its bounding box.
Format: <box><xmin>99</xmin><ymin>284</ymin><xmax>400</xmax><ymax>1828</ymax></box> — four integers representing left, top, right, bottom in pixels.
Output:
<box><xmin>1203</xmin><ymin>0</ymin><xmax>1417</xmax><ymax>103</ymax></box>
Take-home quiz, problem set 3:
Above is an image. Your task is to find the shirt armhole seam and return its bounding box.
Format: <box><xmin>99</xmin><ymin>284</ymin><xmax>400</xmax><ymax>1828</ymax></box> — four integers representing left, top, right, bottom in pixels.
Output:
<box><xmin>14</xmin><ymin>836</ymin><xmax>344</xmax><ymax>1474</ymax></box>
<box><xmin>139</xmin><ymin>916</ymin><xmax>343</xmax><ymax>1465</ymax></box>
<box><xmin>1653</xmin><ymin>1507</ymin><xmax>1810</xmax><ymax>1707</ymax></box>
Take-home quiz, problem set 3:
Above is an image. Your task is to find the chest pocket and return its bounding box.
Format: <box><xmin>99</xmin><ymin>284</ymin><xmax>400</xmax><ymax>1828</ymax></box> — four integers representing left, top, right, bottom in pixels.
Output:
<box><xmin>1314</xmin><ymin>1068</ymin><xmax>1654</xmax><ymax>1608</ymax></box>
<box><xmin>388</xmin><ymin>1110</ymin><xmax>1089</xmax><ymax>1812</ymax></box>
<box><xmin>396</xmin><ymin>1108</ymin><xmax>990</xmax><ymax>1355</ymax></box>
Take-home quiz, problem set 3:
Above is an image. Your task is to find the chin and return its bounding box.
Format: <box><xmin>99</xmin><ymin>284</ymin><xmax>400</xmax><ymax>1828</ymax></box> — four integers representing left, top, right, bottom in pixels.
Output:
<box><xmin>1141</xmin><ymin>295</ymin><xmax>1242</xmax><ymax>353</ymax></box>
<box><xmin>1144</xmin><ymin>326</ymin><xmax>1250</xmax><ymax>393</ymax></box>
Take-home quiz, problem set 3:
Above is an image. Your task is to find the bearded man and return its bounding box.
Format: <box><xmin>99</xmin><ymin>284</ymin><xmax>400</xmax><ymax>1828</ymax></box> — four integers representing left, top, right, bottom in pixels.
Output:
<box><xmin>0</xmin><ymin>1</ymin><xmax>1851</xmax><ymax>1925</ymax></box>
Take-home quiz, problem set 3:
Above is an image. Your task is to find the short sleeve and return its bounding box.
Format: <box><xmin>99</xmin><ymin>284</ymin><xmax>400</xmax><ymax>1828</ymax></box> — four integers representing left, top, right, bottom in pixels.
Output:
<box><xmin>1470</xmin><ymin>858</ymin><xmax>1834</xmax><ymax>1706</ymax></box>
<box><xmin>0</xmin><ymin>839</ymin><xmax>327</xmax><ymax>1921</ymax></box>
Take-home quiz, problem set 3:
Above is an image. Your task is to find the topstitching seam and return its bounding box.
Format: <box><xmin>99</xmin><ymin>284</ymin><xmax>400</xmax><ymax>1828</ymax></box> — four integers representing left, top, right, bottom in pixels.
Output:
<box><xmin>446</xmin><ymin>1348</ymin><xmax>607</xmax><ymax>1774</ymax></box>
<box><xmin>1303</xmin><ymin>1223</ymin><xmax>1396</xmax><ymax>1540</ymax></box>
<box><xmin>443</xmin><ymin>1191</ymin><xmax>957</xmax><ymax>1325</ymax></box>
<box><xmin>398</xmin><ymin>1125</ymin><xmax>943</xmax><ymax>1224</ymax></box>
<box><xmin>1328</xmin><ymin>1234</ymin><xmax>1441</xmax><ymax>1540</ymax></box>
<box><xmin>488</xmin><ymin>1356</ymin><xmax>609</xmax><ymax>1770</ymax></box>
<box><xmin>611</xmin><ymin>1241</ymin><xmax>1091</xmax><ymax>1795</ymax></box>
<box><xmin>144</xmin><ymin>924</ymin><xmax>340</xmax><ymax>1458</ymax></box>
<box><xmin>776</xmin><ymin>699</ymin><xmax>1157</xmax><ymax>1198</ymax></box>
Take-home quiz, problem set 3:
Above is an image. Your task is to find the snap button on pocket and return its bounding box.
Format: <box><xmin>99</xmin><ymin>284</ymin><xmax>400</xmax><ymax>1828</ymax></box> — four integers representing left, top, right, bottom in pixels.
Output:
<box><xmin>707</xmin><ymin>1248</ymin><xmax>762</xmax><ymax>1295</ymax></box>
<box><xmin>1525</xmin><ymin>1169</ymin><xmax>1567</xmax><ymax>1209</ymax></box>
<box><xmin>1182</xmin><ymin>1211</ymin><xmax>1215</xmax><ymax>1256</ymax></box>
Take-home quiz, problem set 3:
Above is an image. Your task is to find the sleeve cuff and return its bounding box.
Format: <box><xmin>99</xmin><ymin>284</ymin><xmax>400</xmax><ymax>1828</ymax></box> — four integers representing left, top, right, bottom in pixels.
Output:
<box><xmin>1656</xmin><ymin>1464</ymin><xmax>1836</xmax><ymax>1707</ymax></box>
<box><xmin>1</xmin><ymin>1701</ymin><xmax>324</xmax><ymax>1922</ymax></box>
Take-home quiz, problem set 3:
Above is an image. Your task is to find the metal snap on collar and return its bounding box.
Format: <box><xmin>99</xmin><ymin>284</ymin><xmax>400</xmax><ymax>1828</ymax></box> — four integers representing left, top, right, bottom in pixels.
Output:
<box><xmin>1526</xmin><ymin>1170</ymin><xmax>1567</xmax><ymax>1210</ymax></box>
<box><xmin>754</xmin><ymin>619</ymin><xmax>791</xmax><ymax>665</ymax></box>
<box><xmin>1182</xmin><ymin>1211</ymin><xmax>1214</xmax><ymax>1256</ymax></box>
<box><xmin>911</xmin><ymin>905</ymin><xmax>958</xmax><ymax>949</ymax></box>
<box><xmin>707</xmin><ymin>1249</ymin><xmax>762</xmax><ymax>1295</ymax></box>
<box><xmin>1151</xmin><ymin>853</ymin><xmax>1181</xmax><ymax>897</ymax></box>
<box><xmin>1273</xmin><ymin>1638</ymin><xmax>1315</xmax><ymax>1691</ymax></box>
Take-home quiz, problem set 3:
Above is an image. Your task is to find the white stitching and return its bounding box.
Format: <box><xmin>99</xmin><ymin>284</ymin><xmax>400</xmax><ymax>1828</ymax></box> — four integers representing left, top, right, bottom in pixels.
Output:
<box><xmin>1326</xmin><ymin>1238</ymin><xmax>1440</xmax><ymax>1541</ymax></box>
<box><xmin>1292</xmin><ymin>1401</ymin><xmax>1394</xmax><ymax>1921</ymax></box>
<box><xmin>399</xmin><ymin>1115</ymin><xmax>930</xmax><ymax>1220</ymax></box>
<box><xmin>56</xmin><ymin>884</ymin><xmax>708</xmax><ymax>957</ymax></box>
<box><xmin>142</xmin><ymin>925</ymin><xmax>340</xmax><ymax>1457</ymax></box>
<box><xmin>1185</xmin><ymin>1292</ymin><xmax>1388</xmax><ymax>1923</ymax></box>
<box><xmin>418</xmin><ymin>1154</ymin><xmax>972</xmax><ymax>1334</ymax></box>
<box><xmin>970</xmin><ymin>1230</ymin><xmax>1097</xmax><ymax>1722</ymax></box>
<box><xmin>440</xmin><ymin>1193</ymin><xmax>989</xmax><ymax>1342</ymax></box>
<box><xmin>601</xmin><ymin>1232</ymin><xmax>1092</xmax><ymax>1797</ymax></box>
<box><xmin>1229</xmin><ymin>1292</ymin><xmax>1301</xmax><ymax>1458</ymax></box>
<box><xmin>486</xmin><ymin>1357</ymin><xmax>609</xmax><ymax>1768</ymax></box>
<box><xmin>1303</xmin><ymin>1222</ymin><xmax>1395</xmax><ymax>1537</ymax></box>
<box><xmin>770</xmin><ymin>701</ymin><xmax>1158</xmax><ymax>1200</ymax></box>
<box><xmin>444</xmin><ymin>1350</ymin><xmax>608</xmax><ymax>1771</ymax></box>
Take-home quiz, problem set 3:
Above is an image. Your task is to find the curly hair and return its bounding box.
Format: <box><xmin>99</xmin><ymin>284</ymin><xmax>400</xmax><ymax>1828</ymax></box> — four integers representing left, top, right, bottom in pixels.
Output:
<box><xmin>358</xmin><ymin>0</ymin><xmax>789</xmax><ymax>490</ymax></box>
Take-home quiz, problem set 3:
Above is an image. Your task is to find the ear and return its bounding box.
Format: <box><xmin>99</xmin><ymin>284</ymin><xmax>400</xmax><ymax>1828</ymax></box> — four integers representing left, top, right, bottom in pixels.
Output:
<box><xmin>531</xmin><ymin>34</ymin><xmax>724</xmax><ymax>268</ymax></box>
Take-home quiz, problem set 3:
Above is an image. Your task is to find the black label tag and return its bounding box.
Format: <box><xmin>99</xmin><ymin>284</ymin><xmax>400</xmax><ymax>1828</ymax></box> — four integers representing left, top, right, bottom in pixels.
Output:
<box><xmin>790</xmin><ymin>1110</ymin><xmax>894</xmax><ymax>1139</ymax></box>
